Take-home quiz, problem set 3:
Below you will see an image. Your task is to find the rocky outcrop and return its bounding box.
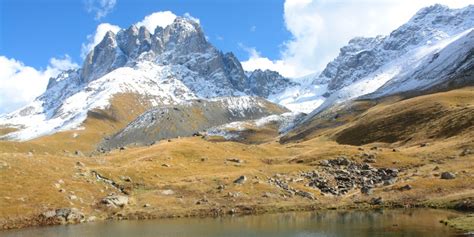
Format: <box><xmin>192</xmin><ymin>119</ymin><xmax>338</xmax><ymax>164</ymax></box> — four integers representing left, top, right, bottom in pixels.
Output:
<box><xmin>301</xmin><ymin>157</ymin><xmax>399</xmax><ymax>196</ymax></box>
<box><xmin>101</xmin><ymin>96</ymin><xmax>288</xmax><ymax>149</ymax></box>
<box><xmin>39</xmin><ymin>208</ymin><xmax>85</xmax><ymax>225</ymax></box>
<box><xmin>99</xmin><ymin>194</ymin><xmax>129</xmax><ymax>208</ymax></box>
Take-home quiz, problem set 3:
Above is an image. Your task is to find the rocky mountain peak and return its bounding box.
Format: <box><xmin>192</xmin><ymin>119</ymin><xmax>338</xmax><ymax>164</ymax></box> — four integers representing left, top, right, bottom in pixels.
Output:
<box><xmin>317</xmin><ymin>4</ymin><xmax>474</xmax><ymax>91</ymax></box>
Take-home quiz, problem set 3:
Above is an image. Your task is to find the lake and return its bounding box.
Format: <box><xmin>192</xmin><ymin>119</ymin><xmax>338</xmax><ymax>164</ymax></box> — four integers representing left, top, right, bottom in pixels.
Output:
<box><xmin>1</xmin><ymin>209</ymin><xmax>463</xmax><ymax>237</ymax></box>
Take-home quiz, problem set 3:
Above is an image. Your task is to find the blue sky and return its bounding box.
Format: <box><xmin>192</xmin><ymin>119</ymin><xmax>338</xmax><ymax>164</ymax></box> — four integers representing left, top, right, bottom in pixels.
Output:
<box><xmin>0</xmin><ymin>0</ymin><xmax>290</xmax><ymax>69</ymax></box>
<box><xmin>0</xmin><ymin>0</ymin><xmax>472</xmax><ymax>114</ymax></box>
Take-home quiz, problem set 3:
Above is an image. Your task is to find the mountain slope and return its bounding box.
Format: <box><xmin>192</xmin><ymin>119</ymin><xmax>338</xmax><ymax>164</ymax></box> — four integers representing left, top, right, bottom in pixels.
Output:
<box><xmin>283</xmin><ymin>4</ymin><xmax>474</xmax><ymax>119</ymax></box>
<box><xmin>0</xmin><ymin>17</ymin><xmax>294</xmax><ymax>141</ymax></box>
<box><xmin>281</xmin><ymin>87</ymin><xmax>474</xmax><ymax>146</ymax></box>
<box><xmin>101</xmin><ymin>96</ymin><xmax>287</xmax><ymax>149</ymax></box>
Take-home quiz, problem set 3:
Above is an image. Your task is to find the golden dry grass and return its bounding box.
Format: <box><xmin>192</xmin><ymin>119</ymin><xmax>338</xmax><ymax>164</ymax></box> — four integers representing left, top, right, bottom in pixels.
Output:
<box><xmin>0</xmin><ymin>88</ymin><xmax>473</xmax><ymax>230</ymax></box>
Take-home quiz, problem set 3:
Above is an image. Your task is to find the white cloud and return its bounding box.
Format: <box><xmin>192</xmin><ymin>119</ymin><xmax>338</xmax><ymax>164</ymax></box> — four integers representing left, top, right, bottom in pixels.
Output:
<box><xmin>242</xmin><ymin>0</ymin><xmax>473</xmax><ymax>78</ymax></box>
<box><xmin>0</xmin><ymin>55</ymin><xmax>78</xmax><ymax>114</ymax></box>
<box><xmin>85</xmin><ymin>0</ymin><xmax>117</xmax><ymax>20</ymax></box>
<box><xmin>239</xmin><ymin>44</ymin><xmax>297</xmax><ymax>77</ymax></box>
<box><xmin>250</xmin><ymin>25</ymin><xmax>257</xmax><ymax>32</ymax></box>
<box><xmin>81</xmin><ymin>23</ymin><xmax>121</xmax><ymax>59</ymax></box>
<box><xmin>136</xmin><ymin>11</ymin><xmax>177</xmax><ymax>33</ymax></box>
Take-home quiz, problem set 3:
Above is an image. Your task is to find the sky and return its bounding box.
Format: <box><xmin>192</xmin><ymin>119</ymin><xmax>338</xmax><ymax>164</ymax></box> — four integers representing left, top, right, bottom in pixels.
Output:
<box><xmin>0</xmin><ymin>0</ymin><xmax>472</xmax><ymax>114</ymax></box>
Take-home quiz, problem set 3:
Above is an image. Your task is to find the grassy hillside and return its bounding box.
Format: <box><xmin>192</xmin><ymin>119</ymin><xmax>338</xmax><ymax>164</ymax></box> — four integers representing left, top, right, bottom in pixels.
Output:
<box><xmin>0</xmin><ymin>88</ymin><xmax>473</xmax><ymax>230</ymax></box>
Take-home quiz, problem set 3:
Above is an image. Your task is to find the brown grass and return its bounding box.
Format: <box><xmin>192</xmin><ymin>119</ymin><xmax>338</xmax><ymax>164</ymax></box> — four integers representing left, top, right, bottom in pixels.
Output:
<box><xmin>0</xmin><ymin>88</ymin><xmax>473</xmax><ymax>230</ymax></box>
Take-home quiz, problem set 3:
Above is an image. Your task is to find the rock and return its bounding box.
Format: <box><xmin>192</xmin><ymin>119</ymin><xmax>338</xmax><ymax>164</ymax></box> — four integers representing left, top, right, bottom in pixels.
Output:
<box><xmin>319</xmin><ymin>160</ymin><xmax>330</xmax><ymax>166</ymax></box>
<box><xmin>361</xmin><ymin>186</ymin><xmax>373</xmax><ymax>195</ymax></box>
<box><xmin>262</xmin><ymin>192</ymin><xmax>276</xmax><ymax>198</ymax></box>
<box><xmin>420</xmin><ymin>143</ymin><xmax>428</xmax><ymax>147</ymax></box>
<box><xmin>296</xmin><ymin>190</ymin><xmax>315</xmax><ymax>200</ymax></box>
<box><xmin>41</xmin><ymin>210</ymin><xmax>57</xmax><ymax>219</ymax></box>
<box><xmin>399</xmin><ymin>184</ymin><xmax>412</xmax><ymax>191</ymax></box>
<box><xmin>74</xmin><ymin>150</ymin><xmax>83</xmax><ymax>156</ymax></box>
<box><xmin>196</xmin><ymin>198</ymin><xmax>208</xmax><ymax>205</ymax></box>
<box><xmin>69</xmin><ymin>195</ymin><xmax>78</xmax><ymax>200</ymax></box>
<box><xmin>226</xmin><ymin>158</ymin><xmax>243</xmax><ymax>163</ymax></box>
<box><xmin>217</xmin><ymin>184</ymin><xmax>226</xmax><ymax>190</ymax></box>
<box><xmin>75</xmin><ymin>161</ymin><xmax>85</xmax><ymax>167</ymax></box>
<box><xmin>383</xmin><ymin>178</ymin><xmax>397</xmax><ymax>186</ymax></box>
<box><xmin>234</xmin><ymin>175</ymin><xmax>247</xmax><ymax>184</ymax></box>
<box><xmin>120</xmin><ymin>176</ymin><xmax>132</xmax><ymax>182</ymax></box>
<box><xmin>100</xmin><ymin>195</ymin><xmax>129</xmax><ymax>208</ymax></box>
<box><xmin>0</xmin><ymin>161</ymin><xmax>9</xmax><ymax>169</ymax></box>
<box><xmin>226</xmin><ymin>192</ymin><xmax>241</xmax><ymax>198</ymax></box>
<box><xmin>440</xmin><ymin>172</ymin><xmax>456</xmax><ymax>180</ymax></box>
<box><xmin>143</xmin><ymin>203</ymin><xmax>151</xmax><ymax>208</ymax></box>
<box><xmin>364</xmin><ymin>158</ymin><xmax>377</xmax><ymax>163</ymax></box>
<box><xmin>370</xmin><ymin>197</ymin><xmax>383</xmax><ymax>205</ymax></box>
<box><xmin>41</xmin><ymin>208</ymin><xmax>84</xmax><ymax>224</ymax></box>
<box><xmin>161</xmin><ymin>189</ymin><xmax>175</xmax><ymax>195</ymax></box>
<box><xmin>461</xmin><ymin>148</ymin><xmax>472</xmax><ymax>156</ymax></box>
<box><xmin>162</xmin><ymin>163</ymin><xmax>171</xmax><ymax>167</ymax></box>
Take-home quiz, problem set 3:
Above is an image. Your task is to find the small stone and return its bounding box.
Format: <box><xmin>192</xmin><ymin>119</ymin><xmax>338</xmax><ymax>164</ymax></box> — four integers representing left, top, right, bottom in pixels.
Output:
<box><xmin>440</xmin><ymin>172</ymin><xmax>456</xmax><ymax>180</ymax></box>
<box><xmin>319</xmin><ymin>160</ymin><xmax>330</xmax><ymax>166</ymax></box>
<box><xmin>0</xmin><ymin>161</ymin><xmax>9</xmax><ymax>169</ymax></box>
<box><xmin>399</xmin><ymin>185</ymin><xmax>412</xmax><ymax>191</ymax></box>
<box><xmin>162</xmin><ymin>163</ymin><xmax>171</xmax><ymax>167</ymax></box>
<box><xmin>461</xmin><ymin>148</ymin><xmax>472</xmax><ymax>156</ymax></box>
<box><xmin>361</xmin><ymin>186</ymin><xmax>373</xmax><ymax>195</ymax></box>
<box><xmin>226</xmin><ymin>158</ymin><xmax>242</xmax><ymax>163</ymax></box>
<box><xmin>383</xmin><ymin>178</ymin><xmax>397</xmax><ymax>186</ymax></box>
<box><xmin>161</xmin><ymin>189</ymin><xmax>175</xmax><ymax>195</ymax></box>
<box><xmin>69</xmin><ymin>195</ymin><xmax>77</xmax><ymax>200</ymax></box>
<box><xmin>370</xmin><ymin>197</ymin><xmax>383</xmax><ymax>205</ymax></box>
<box><xmin>76</xmin><ymin>161</ymin><xmax>85</xmax><ymax>167</ymax></box>
<box><xmin>143</xmin><ymin>203</ymin><xmax>151</xmax><ymax>208</ymax></box>
<box><xmin>233</xmin><ymin>175</ymin><xmax>247</xmax><ymax>184</ymax></box>
<box><xmin>74</xmin><ymin>150</ymin><xmax>83</xmax><ymax>156</ymax></box>
<box><xmin>100</xmin><ymin>195</ymin><xmax>129</xmax><ymax>208</ymax></box>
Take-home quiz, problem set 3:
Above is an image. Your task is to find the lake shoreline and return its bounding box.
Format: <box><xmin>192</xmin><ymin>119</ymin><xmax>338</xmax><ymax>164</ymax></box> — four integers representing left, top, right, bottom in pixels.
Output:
<box><xmin>2</xmin><ymin>198</ymin><xmax>473</xmax><ymax>234</ymax></box>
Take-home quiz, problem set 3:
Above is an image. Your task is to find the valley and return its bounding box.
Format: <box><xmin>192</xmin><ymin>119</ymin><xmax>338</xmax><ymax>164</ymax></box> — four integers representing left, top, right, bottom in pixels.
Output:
<box><xmin>0</xmin><ymin>3</ymin><xmax>473</xmax><ymax>234</ymax></box>
<box><xmin>0</xmin><ymin>88</ymin><xmax>473</xmax><ymax>232</ymax></box>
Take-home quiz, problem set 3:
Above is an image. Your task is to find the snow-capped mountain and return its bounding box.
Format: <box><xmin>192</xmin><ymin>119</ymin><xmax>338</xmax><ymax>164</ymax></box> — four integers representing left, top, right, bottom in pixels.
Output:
<box><xmin>0</xmin><ymin>17</ymin><xmax>294</xmax><ymax>140</ymax></box>
<box><xmin>298</xmin><ymin>4</ymin><xmax>474</xmax><ymax>118</ymax></box>
<box><xmin>1</xmin><ymin>4</ymin><xmax>472</xmax><ymax>141</ymax></box>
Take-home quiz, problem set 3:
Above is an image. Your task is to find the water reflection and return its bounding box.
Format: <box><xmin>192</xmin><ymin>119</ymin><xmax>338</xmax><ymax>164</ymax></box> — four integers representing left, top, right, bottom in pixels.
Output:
<box><xmin>1</xmin><ymin>209</ymin><xmax>461</xmax><ymax>237</ymax></box>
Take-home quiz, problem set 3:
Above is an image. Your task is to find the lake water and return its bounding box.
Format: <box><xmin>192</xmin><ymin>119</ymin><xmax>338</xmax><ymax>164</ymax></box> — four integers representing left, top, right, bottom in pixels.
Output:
<box><xmin>1</xmin><ymin>209</ymin><xmax>463</xmax><ymax>237</ymax></box>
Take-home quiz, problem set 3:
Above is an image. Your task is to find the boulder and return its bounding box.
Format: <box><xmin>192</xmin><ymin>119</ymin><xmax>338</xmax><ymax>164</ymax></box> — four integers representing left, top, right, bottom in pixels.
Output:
<box><xmin>40</xmin><ymin>208</ymin><xmax>84</xmax><ymax>224</ymax></box>
<box><xmin>234</xmin><ymin>175</ymin><xmax>247</xmax><ymax>184</ymax></box>
<box><xmin>100</xmin><ymin>195</ymin><xmax>129</xmax><ymax>208</ymax></box>
<box><xmin>440</xmin><ymin>172</ymin><xmax>456</xmax><ymax>180</ymax></box>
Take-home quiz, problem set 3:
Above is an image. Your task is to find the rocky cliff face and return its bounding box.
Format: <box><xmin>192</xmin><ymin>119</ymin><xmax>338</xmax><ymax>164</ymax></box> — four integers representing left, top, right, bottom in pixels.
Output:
<box><xmin>317</xmin><ymin>4</ymin><xmax>474</xmax><ymax>92</ymax></box>
<box><xmin>1</xmin><ymin>5</ymin><xmax>473</xmax><ymax>141</ymax></box>
<box><xmin>0</xmin><ymin>17</ymin><xmax>294</xmax><ymax>141</ymax></box>
<box><xmin>101</xmin><ymin>96</ymin><xmax>288</xmax><ymax>149</ymax></box>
